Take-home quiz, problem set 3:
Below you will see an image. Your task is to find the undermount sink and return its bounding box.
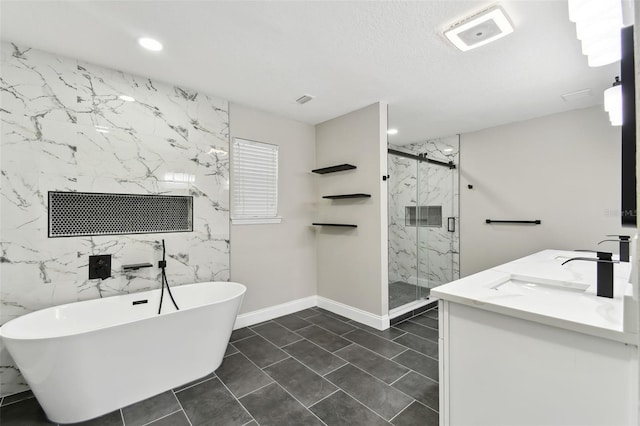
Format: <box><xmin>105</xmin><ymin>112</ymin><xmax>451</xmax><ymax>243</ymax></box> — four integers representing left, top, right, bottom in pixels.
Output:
<box><xmin>491</xmin><ymin>274</ymin><xmax>589</xmax><ymax>298</ymax></box>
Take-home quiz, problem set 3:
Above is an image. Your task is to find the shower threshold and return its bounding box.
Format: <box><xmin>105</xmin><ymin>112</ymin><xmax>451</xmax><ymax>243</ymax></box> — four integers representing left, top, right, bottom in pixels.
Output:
<box><xmin>389</xmin><ymin>297</ymin><xmax>437</xmax><ymax>321</ymax></box>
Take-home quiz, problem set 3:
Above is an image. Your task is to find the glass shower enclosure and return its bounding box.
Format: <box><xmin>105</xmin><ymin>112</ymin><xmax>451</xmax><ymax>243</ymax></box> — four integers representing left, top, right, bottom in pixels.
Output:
<box><xmin>387</xmin><ymin>136</ymin><xmax>460</xmax><ymax>316</ymax></box>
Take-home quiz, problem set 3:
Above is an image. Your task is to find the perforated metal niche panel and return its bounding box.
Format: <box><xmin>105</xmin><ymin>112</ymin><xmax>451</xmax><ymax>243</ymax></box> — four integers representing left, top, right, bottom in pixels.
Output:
<box><xmin>49</xmin><ymin>192</ymin><xmax>193</xmax><ymax>237</ymax></box>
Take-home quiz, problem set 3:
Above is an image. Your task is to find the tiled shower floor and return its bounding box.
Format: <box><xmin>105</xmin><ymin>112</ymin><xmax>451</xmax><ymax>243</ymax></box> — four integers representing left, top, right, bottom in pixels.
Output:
<box><xmin>0</xmin><ymin>307</ymin><xmax>440</xmax><ymax>426</ymax></box>
<box><xmin>389</xmin><ymin>281</ymin><xmax>431</xmax><ymax>310</ymax></box>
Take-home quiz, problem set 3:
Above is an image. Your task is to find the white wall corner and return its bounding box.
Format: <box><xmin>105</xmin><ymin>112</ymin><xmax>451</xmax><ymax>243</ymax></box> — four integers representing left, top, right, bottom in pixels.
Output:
<box><xmin>317</xmin><ymin>296</ymin><xmax>390</xmax><ymax>330</ymax></box>
<box><xmin>234</xmin><ymin>295</ymin><xmax>317</xmax><ymax>329</ymax></box>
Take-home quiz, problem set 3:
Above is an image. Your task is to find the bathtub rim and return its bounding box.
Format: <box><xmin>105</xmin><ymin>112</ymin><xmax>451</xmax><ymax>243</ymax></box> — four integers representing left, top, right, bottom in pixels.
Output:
<box><xmin>0</xmin><ymin>281</ymin><xmax>246</xmax><ymax>341</ymax></box>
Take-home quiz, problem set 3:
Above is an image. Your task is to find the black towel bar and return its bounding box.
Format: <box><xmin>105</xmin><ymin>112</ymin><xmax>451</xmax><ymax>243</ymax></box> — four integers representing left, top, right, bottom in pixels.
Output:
<box><xmin>485</xmin><ymin>219</ymin><xmax>541</xmax><ymax>224</ymax></box>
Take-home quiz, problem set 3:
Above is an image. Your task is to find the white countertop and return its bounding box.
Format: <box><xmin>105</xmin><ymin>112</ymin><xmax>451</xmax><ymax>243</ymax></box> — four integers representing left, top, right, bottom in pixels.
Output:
<box><xmin>432</xmin><ymin>249</ymin><xmax>639</xmax><ymax>345</ymax></box>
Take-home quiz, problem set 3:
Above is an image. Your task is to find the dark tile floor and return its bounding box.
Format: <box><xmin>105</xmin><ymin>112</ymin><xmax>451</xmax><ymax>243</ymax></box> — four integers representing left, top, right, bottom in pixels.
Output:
<box><xmin>388</xmin><ymin>281</ymin><xmax>431</xmax><ymax>310</ymax></box>
<box><xmin>0</xmin><ymin>307</ymin><xmax>440</xmax><ymax>426</ymax></box>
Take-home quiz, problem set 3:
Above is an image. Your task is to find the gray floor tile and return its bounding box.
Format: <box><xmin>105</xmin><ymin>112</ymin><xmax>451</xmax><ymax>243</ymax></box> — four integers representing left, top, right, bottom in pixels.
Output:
<box><xmin>297</xmin><ymin>325</ymin><xmax>351</xmax><ymax>352</ymax></box>
<box><xmin>176</xmin><ymin>377</ymin><xmax>252</xmax><ymax>426</ymax></box>
<box><xmin>71</xmin><ymin>410</ymin><xmax>124</xmax><ymax>426</ymax></box>
<box><xmin>306</xmin><ymin>313</ymin><xmax>356</xmax><ymax>335</ymax></box>
<box><xmin>264</xmin><ymin>357</ymin><xmax>337</xmax><ymax>407</ymax></box>
<box><xmin>392</xmin><ymin>371</ymin><xmax>438</xmax><ymax>410</ymax></box>
<box><xmin>122</xmin><ymin>391</ymin><xmax>180</xmax><ymax>426</ymax></box>
<box><xmin>173</xmin><ymin>372</ymin><xmax>216</xmax><ymax>392</ymax></box>
<box><xmin>351</xmin><ymin>322</ymin><xmax>407</xmax><ymax>340</ymax></box>
<box><xmin>392</xmin><ymin>349</ymin><xmax>439</xmax><ymax>381</ymax></box>
<box><xmin>294</xmin><ymin>308</ymin><xmax>321</xmax><ymax>319</ymax></box>
<box><xmin>0</xmin><ymin>391</ymin><xmax>34</xmax><ymax>407</ymax></box>
<box><xmin>282</xmin><ymin>339</ymin><xmax>347</xmax><ymax>375</ymax></box>
<box><xmin>409</xmin><ymin>314</ymin><xmax>439</xmax><ymax>329</ymax></box>
<box><xmin>334</xmin><ymin>344</ymin><xmax>409</xmax><ymax>384</ymax></box>
<box><xmin>233</xmin><ymin>335</ymin><xmax>289</xmax><ymax>368</ymax></box>
<box><xmin>314</xmin><ymin>308</ymin><xmax>351</xmax><ymax>323</ymax></box>
<box><xmin>394</xmin><ymin>320</ymin><xmax>438</xmax><ymax>342</ymax></box>
<box><xmin>325</xmin><ymin>364</ymin><xmax>412</xmax><ymax>421</ymax></box>
<box><xmin>309</xmin><ymin>390</ymin><xmax>390</xmax><ymax>426</ymax></box>
<box><xmin>239</xmin><ymin>383</ymin><xmax>323</xmax><ymax>426</ymax></box>
<box><xmin>147</xmin><ymin>411</ymin><xmax>190</xmax><ymax>426</ymax></box>
<box><xmin>391</xmin><ymin>401</ymin><xmax>438</xmax><ymax>426</ymax></box>
<box><xmin>251</xmin><ymin>321</ymin><xmax>302</xmax><ymax>347</ymax></box>
<box><xmin>274</xmin><ymin>313</ymin><xmax>312</xmax><ymax>331</ymax></box>
<box><xmin>343</xmin><ymin>329</ymin><xmax>406</xmax><ymax>358</ymax></box>
<box><xmin>225</xmin><ymin>343</ymin><xmax>239</xmax><ymax>357</ymax></box>
<box><xmin>214</xmin><ymin>353</ymin><xmax>274</xmax><ymax>398</ymax></box>
<box><xmin>0</xmin><ymin>397</ymin><xmax>54</xmax><ymax>425</ymax></box>
<box><xmin>230</xmin><ymin>327</ymin><xmax>256</xmax><ymax>342</ymax></box>
<box><xmin>393</xmin><ymin>332</ymin><xmax>439</xmax><ymax>359</ymax></box>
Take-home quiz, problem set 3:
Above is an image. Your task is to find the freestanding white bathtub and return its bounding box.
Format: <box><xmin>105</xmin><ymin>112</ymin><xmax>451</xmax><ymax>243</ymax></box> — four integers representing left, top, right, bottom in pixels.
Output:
<box><xmin>0</xmin><ymin>281</ymin><xmax>246</xmax><ymax>424</ymax></box>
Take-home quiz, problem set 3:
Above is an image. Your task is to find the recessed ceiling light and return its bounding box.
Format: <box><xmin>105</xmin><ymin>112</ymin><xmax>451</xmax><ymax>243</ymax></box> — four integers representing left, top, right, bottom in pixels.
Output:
<box><xmin>95</xmin><ymin>125</ymin><xmax>110</xmax><ymax>134</ymax></box>
<box><xmin>444</xmin><ymin>5</ymin><xmax>514</xmax><ymax>52</ymax></box>
<box><xmin>387</xmin><ymin>128</ymin><xmax>398</xmax><ymax>135</ymax></box>
<box><xmin>138</xmin><ymin>37</ymin><xmax>163</xmax><ymax>52</ymax></box>
<box><xmin>444</xmin><ymin>147</ymin><xmax>454</xmax><ymax>153</ymax></box>
<box><xmin>119</xmin><ymin>95</ymin><xmax>136</xmax><ymax>102</ymax></box>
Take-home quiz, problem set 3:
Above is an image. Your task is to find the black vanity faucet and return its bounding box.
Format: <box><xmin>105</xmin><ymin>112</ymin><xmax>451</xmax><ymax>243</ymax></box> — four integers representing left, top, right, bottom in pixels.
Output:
<box><xmin>561</xmin><ymin>251</ymin><xmax>619</xmax><ymax>298</ymax></box>
<box><xmin>598</xmin><ymin>235</ymin><xmax>631</xmax><ymax>262</ymax></box>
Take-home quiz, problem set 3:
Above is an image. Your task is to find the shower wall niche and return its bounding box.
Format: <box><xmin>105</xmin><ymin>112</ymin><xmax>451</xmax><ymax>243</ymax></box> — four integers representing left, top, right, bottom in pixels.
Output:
<box><xmin>388</xmin><ymin>136</ymin><xmax>460</xmax><ymax>312</ymax></box>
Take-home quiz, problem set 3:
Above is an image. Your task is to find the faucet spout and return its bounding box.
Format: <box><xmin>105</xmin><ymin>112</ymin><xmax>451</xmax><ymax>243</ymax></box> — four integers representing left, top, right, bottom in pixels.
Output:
<box><xmin>561</xmin><ymin>252</ymin><xmax>618</xmax><ymax>298</ymax></box>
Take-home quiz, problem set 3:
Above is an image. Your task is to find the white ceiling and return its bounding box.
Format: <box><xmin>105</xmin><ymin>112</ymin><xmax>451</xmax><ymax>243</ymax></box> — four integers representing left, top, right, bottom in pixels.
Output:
<box><xmin>0</xmin><ymin>0</ymin><xmax>620</xmax><ymax>144</ymax></box>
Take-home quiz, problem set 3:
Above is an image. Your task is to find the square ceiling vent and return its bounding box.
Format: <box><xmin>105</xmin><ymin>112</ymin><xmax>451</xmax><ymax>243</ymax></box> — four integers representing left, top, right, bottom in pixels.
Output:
<box><xmin>444</xmin><ymin>5</ymin><xmax>514</xmax><ymax>51</ymax></box>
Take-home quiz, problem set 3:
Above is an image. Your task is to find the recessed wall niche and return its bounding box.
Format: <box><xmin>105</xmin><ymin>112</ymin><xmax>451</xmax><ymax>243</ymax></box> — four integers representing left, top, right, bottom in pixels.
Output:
<box><xmin>48</xmin><ymin>191</ymin><xmax>193</xmax><ymax>237</ymax></box>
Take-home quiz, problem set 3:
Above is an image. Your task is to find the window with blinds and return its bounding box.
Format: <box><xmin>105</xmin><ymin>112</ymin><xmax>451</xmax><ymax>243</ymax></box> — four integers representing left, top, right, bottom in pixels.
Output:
<box><xmin>231</xmin><ymin>138</ymin><xmax>281</xmax><ymax>224</ymax></box>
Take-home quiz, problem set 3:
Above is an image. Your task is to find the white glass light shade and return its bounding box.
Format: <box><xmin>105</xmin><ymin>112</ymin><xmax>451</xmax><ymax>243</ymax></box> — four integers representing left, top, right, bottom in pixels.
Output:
<box><xmin>604</xmin><ymin>84</ymin><xmax>622</xmax><ymax>126</ymax></box>
<box><xmin>568</xmin><ymin>0</ymin><xmax>622</xmax><ymax>67</ymax></box>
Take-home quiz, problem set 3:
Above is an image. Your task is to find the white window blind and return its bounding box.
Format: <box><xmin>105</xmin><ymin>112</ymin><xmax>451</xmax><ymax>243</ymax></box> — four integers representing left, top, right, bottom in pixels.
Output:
<box><xmin>232</xmin><ymin>138</ymin><xmax>280</xmax><ymax>224</ymax></box>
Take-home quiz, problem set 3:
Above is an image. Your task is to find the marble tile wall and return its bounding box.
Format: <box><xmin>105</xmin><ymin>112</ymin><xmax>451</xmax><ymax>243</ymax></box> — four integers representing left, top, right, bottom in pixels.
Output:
<box><xmin>0</xmin><ymin>42</ymin><xmax>230</xmax><ymax>396</ymax></box>
<box><xmin>388</xmin><ymin>136</ymin><xmax>460</xmax><ymax>297</ymax></box>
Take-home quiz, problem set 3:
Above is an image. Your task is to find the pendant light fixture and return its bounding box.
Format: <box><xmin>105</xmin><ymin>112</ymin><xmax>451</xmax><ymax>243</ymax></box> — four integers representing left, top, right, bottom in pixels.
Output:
<box><xmin>604</xmin><ymin>76</ymin><xmax>622</xmax><ymax>126</ymax></box>
<box><xmin>567</xmin><ymin>0</ymin><xmax>623</xmax><ymax>67</ymax></box>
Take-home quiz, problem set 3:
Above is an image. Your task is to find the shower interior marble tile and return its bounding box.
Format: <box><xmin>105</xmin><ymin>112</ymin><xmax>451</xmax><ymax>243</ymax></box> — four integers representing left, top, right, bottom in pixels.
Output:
<box><xmin>0</xmin><ymin>307</ymin><xmax>440</xmax><ymax>426</ymax></box>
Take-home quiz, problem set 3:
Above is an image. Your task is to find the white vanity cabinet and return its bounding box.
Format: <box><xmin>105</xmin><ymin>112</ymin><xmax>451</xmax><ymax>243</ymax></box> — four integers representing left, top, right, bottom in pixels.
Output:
<box><xmin>433</xmin><ymin>250</ymin><xmax>639</xmax><ymax>426</ymax></box>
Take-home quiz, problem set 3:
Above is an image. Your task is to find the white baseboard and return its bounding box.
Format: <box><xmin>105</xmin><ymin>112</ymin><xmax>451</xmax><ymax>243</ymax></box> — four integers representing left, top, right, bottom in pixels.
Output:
<box><xmin>317</xmin><ymin>296</ymin><xmax>390</xmax><ymax>330</ymax></box>
<box><xmin>234</xmin><ymin>295</ymin><xmax>317</xmax><ymax>329</ymax></box>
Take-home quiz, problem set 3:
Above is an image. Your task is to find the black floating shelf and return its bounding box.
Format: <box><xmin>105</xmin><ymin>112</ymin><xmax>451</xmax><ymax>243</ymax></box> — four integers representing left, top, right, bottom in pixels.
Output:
<box><xmin>322</xmin><ymin>193</ymin><xmax>371</xmax><ymax>199</ymax></box>
<box><xmin>312</xmin><ymin>164</ymin><xmax>356</xmax><ymax>174</ymax></box>
<box><xmin>312</xmin><ymin>223</ymin><xmax>358</xmax><ymax>228</ymax></box>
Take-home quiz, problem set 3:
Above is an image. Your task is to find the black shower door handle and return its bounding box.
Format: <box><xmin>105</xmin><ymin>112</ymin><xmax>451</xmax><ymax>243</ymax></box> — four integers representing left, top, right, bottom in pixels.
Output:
<box><xmin>447</xmin><ymin>217</ymin><xmax>456</xmax><ymax>232</ymax></box>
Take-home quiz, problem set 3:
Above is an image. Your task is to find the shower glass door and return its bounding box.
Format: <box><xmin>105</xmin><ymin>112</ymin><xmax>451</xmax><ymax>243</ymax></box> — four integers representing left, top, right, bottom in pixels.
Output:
<box><xmin>416</xmin><ymin>140</ymin><xmax>459</xmax><ymax>299</ymax></box>
<box><xmin>388</xmin><ymin>136</ymin><xmax>459</xmax><ymax>315</ymax></box>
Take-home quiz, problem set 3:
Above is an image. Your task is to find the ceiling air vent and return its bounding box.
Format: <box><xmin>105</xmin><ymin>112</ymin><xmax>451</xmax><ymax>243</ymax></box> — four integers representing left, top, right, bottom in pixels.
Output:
<box><xmin>443</xmin><ymin>5</ymin><xmax>514</xmax><ymax>51</ymax></box>
<box><xmin>295</xmin><ymin>94</ymin><xmax>315</xmax><ymax>105</ymax></box>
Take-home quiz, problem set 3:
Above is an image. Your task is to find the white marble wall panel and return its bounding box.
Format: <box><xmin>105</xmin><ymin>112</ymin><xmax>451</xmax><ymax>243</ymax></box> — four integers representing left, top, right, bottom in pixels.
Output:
<box><xmin>388</xmin><ymin>136</ymin><xmax>460</xmax><ymax>296</ymax></box>
<box><xmin>0</xmin><ymin>43</ymin><xmax>230</xmax><ymax>396</ymax></box>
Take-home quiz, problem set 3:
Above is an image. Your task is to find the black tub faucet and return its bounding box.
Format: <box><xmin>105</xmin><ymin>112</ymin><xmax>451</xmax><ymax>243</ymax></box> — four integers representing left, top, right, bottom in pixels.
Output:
<box><xmin>562</xmin><ymin>251</ymin><xmax>619</xmax><ymax>298</ymax></box>
<box><xmin>598</xmin><ymin>235</ymin><xmax>631</xmax><ymax>262</ymax></box>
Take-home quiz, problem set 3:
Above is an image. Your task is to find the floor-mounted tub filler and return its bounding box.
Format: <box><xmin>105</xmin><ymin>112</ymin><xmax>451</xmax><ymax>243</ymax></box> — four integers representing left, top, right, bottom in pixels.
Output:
<box><xmin>0</xmin><ymin>281</ymin><xmax>246</xmax><ymax>424</ymax></box>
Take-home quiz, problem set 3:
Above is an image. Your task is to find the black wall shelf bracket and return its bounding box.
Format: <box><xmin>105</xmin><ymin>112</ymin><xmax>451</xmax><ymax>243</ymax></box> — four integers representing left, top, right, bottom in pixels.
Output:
<box><xmin>312</xmin><ymin>223</ymin><xmax>358</xmax><ymax>228</ymax></box>
<box><xmin>322</xmin><ymin>193</ymin><xmax>371</xmax><ymax>199</ymax></box>
<box><xmin>312</xmin><ymin>164</ymin><xmax>356</xmax><ymax>174</ymax></box>
<box><xmin>485</xmin><ymin>219</ymin><xmax>541</xmax><ymax>225</ymax></box>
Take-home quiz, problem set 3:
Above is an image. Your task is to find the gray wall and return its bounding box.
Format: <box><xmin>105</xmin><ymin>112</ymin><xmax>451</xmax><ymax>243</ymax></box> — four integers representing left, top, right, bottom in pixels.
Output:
<box><xmin>460</xmin><ymin>106</ymin><xmax>625</xmax><ymax>276</ymax></box>
<box><xmin>229</xmin><ymin>103</ymin><xmax>317</xmax><ymax>314</ymax></box>
<box><xmin>315</xmin><ymin>103</ymin><xmax>388</xmax><ymax>316</ymax></box>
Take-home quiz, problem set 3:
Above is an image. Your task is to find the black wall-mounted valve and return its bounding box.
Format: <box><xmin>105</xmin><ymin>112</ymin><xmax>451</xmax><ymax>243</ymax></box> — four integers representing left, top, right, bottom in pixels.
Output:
<box><xmin>382</xmin><ymin>175</ymin><xmax>390</xmax><ymax>181</ymax></box>
<box><xmin>89</xmin><ymin>255</ymin><xmax>111</xmax><ymax>279</ymax></box>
